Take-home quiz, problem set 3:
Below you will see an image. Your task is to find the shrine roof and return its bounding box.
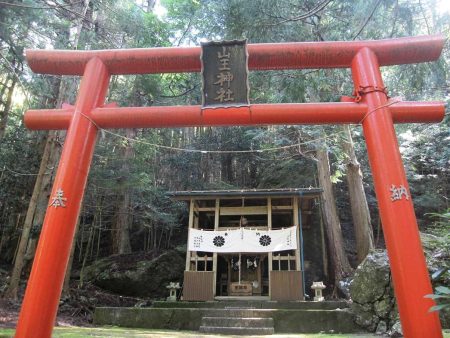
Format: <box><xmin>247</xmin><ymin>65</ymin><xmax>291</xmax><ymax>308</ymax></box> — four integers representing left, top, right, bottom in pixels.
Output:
<box><xmin>168</xmin><ymin>188</ymin><xmax>322</xmax><ymax>200</ymax></box>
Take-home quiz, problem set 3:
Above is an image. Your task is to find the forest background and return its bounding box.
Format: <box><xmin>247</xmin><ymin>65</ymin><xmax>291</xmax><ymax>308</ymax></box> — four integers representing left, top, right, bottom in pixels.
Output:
<box><xmin>0</xmin><ymin>0</ymin><xmax>449</xmax><ymax>309</ymax></box>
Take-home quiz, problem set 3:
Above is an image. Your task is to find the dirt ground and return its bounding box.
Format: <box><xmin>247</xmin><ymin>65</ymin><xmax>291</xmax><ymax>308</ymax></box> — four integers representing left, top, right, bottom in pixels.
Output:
<box><xmin>0</xmin><ymin>280</ymin><xmax>144</xmax><ymax>329</ymax></box>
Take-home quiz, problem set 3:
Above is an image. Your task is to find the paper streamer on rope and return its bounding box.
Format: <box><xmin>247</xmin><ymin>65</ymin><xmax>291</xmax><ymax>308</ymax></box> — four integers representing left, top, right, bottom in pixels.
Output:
<box><xmin>188</xmin><ymin>226</ymin><xmax>297</xmax><ymax>253</ymax></box>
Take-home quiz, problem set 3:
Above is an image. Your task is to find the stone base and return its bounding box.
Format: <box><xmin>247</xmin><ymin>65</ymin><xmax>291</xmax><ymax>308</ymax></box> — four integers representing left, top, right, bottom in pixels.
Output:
<box><xmin>94</xmin><ymin>300</ymin><xmax>361</xmax><ymax>334</ymax></box>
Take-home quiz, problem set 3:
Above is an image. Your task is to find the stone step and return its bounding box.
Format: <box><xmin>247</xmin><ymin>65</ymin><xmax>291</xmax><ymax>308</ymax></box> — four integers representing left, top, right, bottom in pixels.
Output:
<box><xmin>204</xmin><ymin>308</ymin><xmax>274</xmax><ymax>318</ymax></box>
<box><xmin>94</xmin><ymin>306</ymin><xmax>360</xmax><ymax>333</ymax></box>
<box><xmin>201</xmin><ymin>316</ymin><xmax>274</xmax><ymax>328</ymax></box>
<box><xmin>199</xmin><ymin>326</ymin><xmax>275</xmax><ymax>335</ymax></box>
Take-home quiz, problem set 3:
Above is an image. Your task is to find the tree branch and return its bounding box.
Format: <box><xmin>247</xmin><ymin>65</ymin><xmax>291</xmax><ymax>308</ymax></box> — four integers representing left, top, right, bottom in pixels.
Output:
<box><xmin>268</xmin><ymin>0</ymin><xmax>333</xmax><ymax>26</ymax></box>
<box><xmin>352</xmin><ymin>0</ymin><xmax>382</xmax><ymax>40</ymax></box>
<box><xmin>0</xmin><ymin>0</ymin><xmax>83</xmax><ymax>10</ymax></box>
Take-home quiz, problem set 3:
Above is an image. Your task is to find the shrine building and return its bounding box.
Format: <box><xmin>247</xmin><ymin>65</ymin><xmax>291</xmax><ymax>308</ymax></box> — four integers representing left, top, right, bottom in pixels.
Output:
<box><xmin>169</xmin><ymin>188</ymin><xmax>326</xmax><ymax>301</ymax></box>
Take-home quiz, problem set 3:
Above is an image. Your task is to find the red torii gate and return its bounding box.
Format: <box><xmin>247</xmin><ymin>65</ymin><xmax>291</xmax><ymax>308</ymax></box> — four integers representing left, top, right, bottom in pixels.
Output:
<box><xmin>16</xmin><ymin>35</ymin><xmax>444</xmax><ymax>338</ymax></box>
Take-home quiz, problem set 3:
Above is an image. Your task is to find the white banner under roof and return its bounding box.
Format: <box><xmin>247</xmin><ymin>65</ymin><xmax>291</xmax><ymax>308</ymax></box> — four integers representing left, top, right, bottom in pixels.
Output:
<box><xmin>188</xmin><ymin>226</ymin><xmax>297</xmax><ymax>253</ymax></box>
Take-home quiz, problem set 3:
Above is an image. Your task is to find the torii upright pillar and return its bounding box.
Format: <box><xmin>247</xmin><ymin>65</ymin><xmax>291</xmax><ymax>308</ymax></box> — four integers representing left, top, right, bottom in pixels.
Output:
<box><xmin>14</xmin><ymin>35</ymin><xmax>445</xmax><ymax>338</ymax></box>
<box><xmin>351</xmin><ymin>47</ymin><xmax>442</xmax><ymax>337</ymax></box>
<box><xmin>15</xmin><ymin>58</ymin><xmax>110</xmax><ymax>338</ymax></box>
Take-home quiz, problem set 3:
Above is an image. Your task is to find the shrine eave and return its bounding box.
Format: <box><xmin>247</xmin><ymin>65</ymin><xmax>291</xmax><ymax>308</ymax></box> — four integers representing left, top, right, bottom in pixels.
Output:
<box><xmin>167</xmin><ymin>188</ymin><xmax>323</xmax><ymax>200</ymax></box>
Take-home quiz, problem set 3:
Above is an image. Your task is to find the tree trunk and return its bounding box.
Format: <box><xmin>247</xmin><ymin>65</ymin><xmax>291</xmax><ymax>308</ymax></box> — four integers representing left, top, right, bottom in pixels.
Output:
<box><xmin>221</xmin><ymin>153</ymin><xmax>233</xmax><ymax>183</ymax></box>
<box><xmin>79</xmin><ymin>227</ymin><xmax>94</xmax><ymax>288</ymax></box>
<box><xmin>62</xmin><ymin>219</ymin><xmax>80</xmax><ymax>296</ymax></box>
<box><xmin>316</xmin><ymin>147</ymin><xmax>352</xmax><ymax>286</ymax></box>
<box><xmin>111</xmin><ymin>128</ymin><xmax>134</xmax><ymax>254</ymax></box>
<box><xmin>0</xmin><ymin>76</ymin><xmax>17</xmax><ymax>140</ymax></box>
<box><xmin>3</xmin><ymin>134</ymin><xmax>53</xmax><ymax>299</ymax></box>
<box><xmin>5</xmin><ymin>86</ymin><xmax>71</xmax><ymax>299</ymax></box>
<box><xmin>3</xmin><ymin>0</ymin><xmax>91</xmax><ymax>298</ymax></box>
<box><xmin>23</xmin><ymin>132</ymin><xmax>62</xmax><ymax>266</ymax></box>
<box><xmin>342</xmin><ymin>125</ymin><xmax>374</xmax><ymax>264</ymax></box>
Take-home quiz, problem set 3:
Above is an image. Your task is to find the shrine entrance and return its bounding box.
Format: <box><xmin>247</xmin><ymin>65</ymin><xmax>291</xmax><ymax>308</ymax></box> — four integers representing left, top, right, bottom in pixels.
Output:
<box><xmin>171</xmin><ymin>189</ymin><xmax>323</xmax><ymax>302</ymax></box>
<box><xmin>16</xmin><ymin>35</ymin><xmax>445</xmax><ymax>338</ymax></box>
<box><xmin>223</xmin><ymin>253</ymin><xmax>267</xmax><ymax>297</ymax></box>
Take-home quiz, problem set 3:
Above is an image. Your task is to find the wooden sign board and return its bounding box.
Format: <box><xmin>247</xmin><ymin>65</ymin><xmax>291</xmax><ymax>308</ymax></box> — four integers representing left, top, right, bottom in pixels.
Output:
<box><xmin>201</xmin><ymin>40</ymin><xmax>249</xmax><ymax>108</ymax></box>
<box><xmin>229</xmin><ymin>281</ymin><xmax>253</xmax><ymax>296</ymax></box>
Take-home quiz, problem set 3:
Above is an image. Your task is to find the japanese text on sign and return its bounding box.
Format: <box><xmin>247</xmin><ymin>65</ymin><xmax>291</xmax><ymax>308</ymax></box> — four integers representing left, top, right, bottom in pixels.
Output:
<box><xmin>201</xmin><ymin>40</ymin><xmax>249</xmax><ymax>108</ymax></box>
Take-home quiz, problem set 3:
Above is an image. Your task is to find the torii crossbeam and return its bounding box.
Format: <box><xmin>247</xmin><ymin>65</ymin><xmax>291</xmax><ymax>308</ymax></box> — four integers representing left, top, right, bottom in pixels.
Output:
<box><xmin>16</xmin><ymin>35</ymin><xmax>445</xmax><ymax>338</ymax></box>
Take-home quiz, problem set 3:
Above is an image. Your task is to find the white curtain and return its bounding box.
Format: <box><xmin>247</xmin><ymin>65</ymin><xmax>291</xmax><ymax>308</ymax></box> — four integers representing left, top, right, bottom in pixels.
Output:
<box><xmin>188</xmin><ymin>226</ymin><xmax>297</xmax><ymax>253</ymax></box>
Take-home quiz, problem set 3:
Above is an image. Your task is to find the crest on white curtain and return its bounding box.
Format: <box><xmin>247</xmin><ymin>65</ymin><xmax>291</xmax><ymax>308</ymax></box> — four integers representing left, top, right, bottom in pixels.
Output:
<box><xmin>188</xmin><ymin>226</ymin><xmax>297</xmax><ymax>253</ymax></box>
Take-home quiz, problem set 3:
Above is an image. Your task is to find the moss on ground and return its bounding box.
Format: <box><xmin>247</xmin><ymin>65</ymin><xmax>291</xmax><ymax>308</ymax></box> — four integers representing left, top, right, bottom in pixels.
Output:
<box><xmin>0</xmin><ymin>327</ymin><xmax>449</xmax><ymax>337</ymax></box>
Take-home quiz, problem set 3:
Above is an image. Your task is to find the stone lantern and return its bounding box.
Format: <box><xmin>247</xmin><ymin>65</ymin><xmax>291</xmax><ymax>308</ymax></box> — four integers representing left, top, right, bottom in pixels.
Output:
<box><xmin>166</xmin><ymin>282</ymin><xmax>181</xmax><ymax>302</ymax></box>
<box><xmin>311</xmin><ymin>281</ymin><xmax>326</xmax><ymax>301</ymax></box>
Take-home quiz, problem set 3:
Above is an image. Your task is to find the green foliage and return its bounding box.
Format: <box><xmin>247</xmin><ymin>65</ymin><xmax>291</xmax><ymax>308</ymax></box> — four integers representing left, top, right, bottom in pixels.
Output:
<box><xmin>426</xmin><ymin>285</ymin><xmax>450</xmax><ymax>312</ymax></box>
<box><xmin>424</xmin><ymin>209</ymin><xmax>450</xmax><ymax>312</ymax></box>
<box><xmin>426</xmin><ymin>210</ymin><xmax>450</xmax><ymax>250</ymax></box>
<box><xmin>0</xmin><ymin>0</ymin><xmax>449</xmax><ymax>264</ymax></box>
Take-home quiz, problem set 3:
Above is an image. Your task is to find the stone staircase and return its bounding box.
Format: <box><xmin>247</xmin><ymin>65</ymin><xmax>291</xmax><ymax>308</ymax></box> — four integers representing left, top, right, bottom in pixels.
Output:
<box><xmin>94</xmin><ymin>300</ymin><xmax>360</xmax><ymax>334</ymax></box>
<box><xmin>199</xmin><ymin>307</ymin><xmax>274</xmax><ymax>335</ymax></box>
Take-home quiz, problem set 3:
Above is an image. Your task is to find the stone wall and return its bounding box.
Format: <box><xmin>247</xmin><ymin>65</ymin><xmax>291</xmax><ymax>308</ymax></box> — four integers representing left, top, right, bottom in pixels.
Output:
<box><xmin>349</xmin><ymin>249</ymin><xmax>449</xmax><ymax>336</ymax></box>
